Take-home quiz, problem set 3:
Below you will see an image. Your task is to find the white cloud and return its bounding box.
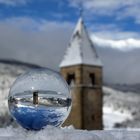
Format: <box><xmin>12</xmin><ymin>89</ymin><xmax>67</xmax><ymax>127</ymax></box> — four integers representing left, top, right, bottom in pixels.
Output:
<box><xmin>92</xmin><ymin>35</ymin><xmax>140</xmax><ymax>51</ymax></box>
<box><xmin>89</xmin><ymin>22</ymin><xmax>140</xmax><ymax>40</ymax></box>
<box><xmin>68</xmin><ymin>0</ymin><xmax>140</xmax><ymax>24</ymax></box>
<box><xmin>0</xmin><ymin>17</ymin><xmax>74</xmax><ymax>70</ymax></box>
<box><xmin>94</xmin><ymin>31</ymin><xmax>140</xmax><ymax>40</ymax></box>
<box><xmin>89</xmin><ymin>22</ymin><xmax>140</xmax><ymax>50</ymax></box>
<box><xmin>0</xmin><ymin>17</ymin><xmax>140</xmax><ymax>84</ymax></box>
<box><xmin>0</xmin><ymin>0</ymin><xmax>29</xmax><ymax>6</ymax></box>
<box><xmin>116</xmin><ymin>5</ymin><xmax>140</xmax><ymax>24</ymax></box>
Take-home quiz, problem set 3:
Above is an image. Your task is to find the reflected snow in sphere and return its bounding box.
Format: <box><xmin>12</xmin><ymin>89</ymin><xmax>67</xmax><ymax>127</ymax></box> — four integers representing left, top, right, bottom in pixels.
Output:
<box><xmin>8</xmin><ymin>68</ymin><xmax>71</xmax><ymax>130</ymax></box>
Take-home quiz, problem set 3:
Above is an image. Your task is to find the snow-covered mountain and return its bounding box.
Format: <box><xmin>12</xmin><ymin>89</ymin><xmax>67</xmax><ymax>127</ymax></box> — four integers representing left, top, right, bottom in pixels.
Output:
<box><xmin>0</xmin><ymin>60</ymin><xmax>140</xmax><ymax>129</ymax></box>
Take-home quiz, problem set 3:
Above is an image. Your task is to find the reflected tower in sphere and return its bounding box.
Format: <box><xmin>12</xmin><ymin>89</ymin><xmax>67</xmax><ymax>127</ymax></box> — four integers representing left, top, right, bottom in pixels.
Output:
<box><xmin>33</xmin><ymin>91</ymin><xmax>39</xmax><ymax>105</ymax></box>
<box><xmin>59</xmin><ymin>17</ymin><xmax>103</xmax><ymax>130</ymax></box>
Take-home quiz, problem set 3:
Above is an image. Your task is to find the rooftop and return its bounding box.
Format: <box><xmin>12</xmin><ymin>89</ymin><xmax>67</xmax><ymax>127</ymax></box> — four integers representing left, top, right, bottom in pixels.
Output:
<box><xmin>59</xmin><ymin>17</ymin><xmax>102</xmax><ymax>68</ymax></box>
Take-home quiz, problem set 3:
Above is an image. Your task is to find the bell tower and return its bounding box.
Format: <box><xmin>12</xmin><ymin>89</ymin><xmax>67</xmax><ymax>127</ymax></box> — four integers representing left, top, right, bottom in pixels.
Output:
<box><xmin>59</xmin><ymin>17</ymin><xmax>103</xmax><ymax>130</ymax></box>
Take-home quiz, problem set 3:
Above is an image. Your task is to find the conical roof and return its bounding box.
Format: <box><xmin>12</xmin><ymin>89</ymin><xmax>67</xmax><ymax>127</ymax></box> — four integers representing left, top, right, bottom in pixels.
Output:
<box><xmin>60</xmin><ymin>17</ymin><xmax>102</xmax><ymax>68</ymax></box>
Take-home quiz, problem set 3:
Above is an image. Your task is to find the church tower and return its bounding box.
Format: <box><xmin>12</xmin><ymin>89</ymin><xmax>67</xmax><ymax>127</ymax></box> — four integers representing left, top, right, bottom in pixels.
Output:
<box><xmin>59</xmin><ymin>17</ymin><xmax>103</xmax><ymax>130</ymax></box>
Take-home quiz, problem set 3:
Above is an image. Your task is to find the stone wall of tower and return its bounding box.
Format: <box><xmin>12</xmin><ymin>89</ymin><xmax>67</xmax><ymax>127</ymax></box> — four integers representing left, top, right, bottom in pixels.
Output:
<box><xmin>82</xmin><ymin>65</ymin><xmax>102</xmax><ymax>86</ymax></box>
<box><xmin>82</xmin><ymin>87</ymin><xmax>103</xmax><ymax>129</ymax></box>
<box><xmin>82</xmin><ymin>65</ymin><xmax>103</xmax><ymax>129</ymax></box>
<box><xmin>60</xmin><ymin>65</ymin><xmax>103</xmax><ymax>130</ymax></box>
<box><xmin>61</xmin><ymin>65</ymin><xmax>83</xmax><ymax>128</ymax></box>
<box><xmin>63</xmin><ymin>87</ymin><xmax>83</xmax><ymax>128</ymax></box>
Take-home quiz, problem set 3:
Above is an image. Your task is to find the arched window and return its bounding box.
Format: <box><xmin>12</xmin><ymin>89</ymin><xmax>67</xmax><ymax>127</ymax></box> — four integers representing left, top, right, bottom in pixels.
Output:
<box><xmin>67</xmin><ymin>73</ymin><xmax>75</xmax><ymax>85</ymax></box>
<box><xmin>89</xmin><ymin>73</ymin><xmax>95</xmax><ymax>85</ymax></box>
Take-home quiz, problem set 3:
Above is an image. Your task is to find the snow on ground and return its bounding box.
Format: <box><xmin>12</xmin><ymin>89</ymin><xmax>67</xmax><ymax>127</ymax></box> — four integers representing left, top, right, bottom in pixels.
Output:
<box><xmin>103</xmin><ymin>86</ymin><xmax>140</xmax><ymax>128</ymax></box>
<box><xmin>103</xmin><ymin>106</ymin><xmax>132</xmax><ymax>129</ymax></box>
<box><xmin>0</xmin><ymin>126</ymin><xmax>140</xmax><ymax>140</ymax></box>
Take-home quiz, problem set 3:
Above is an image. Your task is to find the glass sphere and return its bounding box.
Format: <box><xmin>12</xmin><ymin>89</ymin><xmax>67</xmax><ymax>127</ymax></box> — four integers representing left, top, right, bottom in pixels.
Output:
<box><xmin>8</xmin><ymin>68</ymin><xmax>71</xmax><ymax>130</ymax></box>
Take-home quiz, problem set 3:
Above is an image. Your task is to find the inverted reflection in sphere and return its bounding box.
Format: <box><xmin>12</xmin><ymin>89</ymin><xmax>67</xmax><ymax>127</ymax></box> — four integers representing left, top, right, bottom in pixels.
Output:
<box><xmin>8</xmin><ymin>68</ymin><xmax>71</xmax><ymax>130</ymax></box>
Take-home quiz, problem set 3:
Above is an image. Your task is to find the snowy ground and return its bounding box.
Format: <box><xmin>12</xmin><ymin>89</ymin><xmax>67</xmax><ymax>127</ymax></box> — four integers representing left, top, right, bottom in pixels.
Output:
<box><xmin>103</xmin><ymin>87</ymin><xmax>140</xmax><ymax>128</ymax></box>
<box><xmin>103</xmin><ymin>106</ymin><xmax>132</xmax><ymax>129</ymax></box>
<box><xmin>0</xmin><ymin>126</ymin><xmax>140</xmax><ymax>140</ymax></box>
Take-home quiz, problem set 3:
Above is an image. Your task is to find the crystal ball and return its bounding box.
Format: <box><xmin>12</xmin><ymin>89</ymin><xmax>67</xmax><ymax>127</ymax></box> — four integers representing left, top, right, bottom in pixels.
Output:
<box><xmin>8</xmin><ymin>68</ymin><xmax>71</xmax><ymax>130</ymax></box>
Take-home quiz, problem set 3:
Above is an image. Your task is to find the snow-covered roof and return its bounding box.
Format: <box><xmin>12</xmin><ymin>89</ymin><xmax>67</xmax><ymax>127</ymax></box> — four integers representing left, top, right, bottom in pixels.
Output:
<box><xmin>60</xmin><ymin>17</ymin><xmax>102</xmax><ymax>68</ymax></box>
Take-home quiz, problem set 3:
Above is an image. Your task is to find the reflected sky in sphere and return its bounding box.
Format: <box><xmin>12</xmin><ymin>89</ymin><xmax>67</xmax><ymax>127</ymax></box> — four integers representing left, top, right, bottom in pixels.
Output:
<box><xmin>8</xmin><ymin>68</ymin><xmax>71</xmax><ymax>130</ymax></box>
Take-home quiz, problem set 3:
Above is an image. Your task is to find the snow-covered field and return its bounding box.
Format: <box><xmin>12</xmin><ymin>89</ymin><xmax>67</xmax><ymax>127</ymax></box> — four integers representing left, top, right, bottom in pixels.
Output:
<box><xmin>103</xmin><ymin>106</ymin><xmax>132</xmax><ymax>129</ymax></box>
<box><xmin>103</xmin><ymin>87</ymin><xmax>140</xmax><ymax>129</ymax></box>
<box><xmin>0</xmin><ymin>126</ymin><xmax>140</xmax><ymax>140</ymax></box>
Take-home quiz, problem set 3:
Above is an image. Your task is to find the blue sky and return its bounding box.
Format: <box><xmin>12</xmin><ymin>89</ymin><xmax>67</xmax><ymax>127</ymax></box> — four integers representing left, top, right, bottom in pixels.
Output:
<box><xmin>0</xmin><ymin>0</ymin><xmax>140</xmax><ymax>34</ymax></box>
<box><xmin>0</xmin><ymin>0</ymin><xmax>77</xmax><ymax>21</ymax></box>
<box><xmin>0</xmin><ymin>0</ymin><xmax>140</xmax><ymax>84</ymax></box>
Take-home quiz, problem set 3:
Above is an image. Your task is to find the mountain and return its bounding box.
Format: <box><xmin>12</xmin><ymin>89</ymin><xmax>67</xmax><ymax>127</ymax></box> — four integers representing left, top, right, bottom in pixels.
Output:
<box><xmin>104</xmin><ymin>83</ymin><xmax>140</xmax><ymax>93</ymax></box>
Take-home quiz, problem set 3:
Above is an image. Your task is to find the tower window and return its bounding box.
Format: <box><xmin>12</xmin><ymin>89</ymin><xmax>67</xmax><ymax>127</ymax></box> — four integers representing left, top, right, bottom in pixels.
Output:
<box><xmin>89</xmin><ymin>73</ymin><xmax>95</xmax><ymax>85</ymax></box>
<box><xmin>33</xmin><ymin>91</ymin><xmax>39</xmax><ymax>105</ymax></box>
<box><xmin>67</xmin><ymin>73</ymin><xmax>75</xmax><ymax>85</ymax></box>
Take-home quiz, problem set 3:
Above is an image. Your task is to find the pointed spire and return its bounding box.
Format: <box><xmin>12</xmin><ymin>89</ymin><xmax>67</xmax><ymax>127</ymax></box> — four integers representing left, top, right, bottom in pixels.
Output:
<box><xmin>59</xmin><ymin>17</ymin><xmax>102</xmax><ymax>68</ymax></box>
<box><xmin>79</xmin><ymin>6</ymin><xmax>83</xmax><ymax>18</ymax></box>
<box><xmin>73</xmin><ymin>5</ymin><xmax>84</xmax><ymax>36</ymax></box>
<box><xmin>73</xmin><ymin>17</ymin><xmax>83</xmax><ymax>37</ymax></box>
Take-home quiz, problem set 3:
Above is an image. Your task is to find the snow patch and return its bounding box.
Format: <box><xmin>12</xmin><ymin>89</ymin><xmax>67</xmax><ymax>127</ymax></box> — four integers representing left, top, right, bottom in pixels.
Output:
<box><xmin>103</xmin><ymin>106</ymin><xmax>132</xmax><ymax>129</ymax></box>
<box><xmin>0</xmin><ymin>126</ymin><xmax>140</xmax><ymax>140</ymax></box>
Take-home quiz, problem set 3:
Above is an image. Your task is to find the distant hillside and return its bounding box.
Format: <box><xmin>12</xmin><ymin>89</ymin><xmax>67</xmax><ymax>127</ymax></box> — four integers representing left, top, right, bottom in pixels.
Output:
<box><xmin>0</xmin><ymin>59</ymin><xmax>40</xmax><ymax>68</ymax></box>
<box><xmin>0</xmin><ymin>59</ymin><xmax>41</xmax><ymax>127</ymax></box>
<box><xmin>0</xmin><ymin>59</ymin><xmax>41</xmax><ymax>96</ymax></box>
<box><xmin>104</xmin><ymin>83</ymin><xmax>140</xmax><ymax>94</ymax></box>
